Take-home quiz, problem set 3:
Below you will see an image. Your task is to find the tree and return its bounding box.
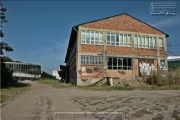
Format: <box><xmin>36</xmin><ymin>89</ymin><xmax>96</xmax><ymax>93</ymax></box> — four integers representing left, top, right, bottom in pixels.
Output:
<box><xmin>0</xmin><ymin>2</ymin><xmax>13</xmax><ymax>55</ymax></box>
<box><xmin>1</xmin><ymin>58</ymin><xmax>14</xmax><ymax>88</ymax></box>
<box><xmin>0</xmin><ymin>2</ymin><xmax>14</xmax><ymax>88</ymax></box>
<box><xmin>1</xmin><ymin>56</ymin><xmax>13</xmax><ymax>62</ymax></box>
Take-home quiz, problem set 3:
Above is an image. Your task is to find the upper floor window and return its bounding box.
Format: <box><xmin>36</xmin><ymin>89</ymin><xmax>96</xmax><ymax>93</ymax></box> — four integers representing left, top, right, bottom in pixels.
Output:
<box><xmin>81</xmin><ymin>31</ymin><xmax>103</xmax><ymax>45</ymax></box>
<box><xmin>159</xmin><ymin>38</ymin><xmax>164</xmax><ymax>49</ymax></box>
<box><xmin>134</xmin><ymin>36</ymin><xmax>156</xmax><ymax>49</ymax></box>
<box><xmin>107</xmin><ymin>33</ymin><xmax>131</xmax><ymax>47</ymax></box>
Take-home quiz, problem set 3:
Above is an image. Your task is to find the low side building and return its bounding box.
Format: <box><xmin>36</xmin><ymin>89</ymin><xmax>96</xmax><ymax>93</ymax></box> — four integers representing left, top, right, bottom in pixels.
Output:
<box><xmin>5</xmin><ymin>62</ymin><xmax>41</xmax><ymax>80</ymax></box>
<box><xmin>65</xmin><ymin>13</ymin><xmax>169</xmax><ymax>86</ymax></box>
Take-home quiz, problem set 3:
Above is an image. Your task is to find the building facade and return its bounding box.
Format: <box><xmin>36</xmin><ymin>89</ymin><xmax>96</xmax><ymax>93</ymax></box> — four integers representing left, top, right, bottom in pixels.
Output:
<box><xmin>5</xmin><ymin>62</ymin><xmax>41</xmax><ymax>80</ymax></box>
<box><xmin>65</xmin><ymin>13</ymin><xmax>169</xmax><ymax>85</ymax></box>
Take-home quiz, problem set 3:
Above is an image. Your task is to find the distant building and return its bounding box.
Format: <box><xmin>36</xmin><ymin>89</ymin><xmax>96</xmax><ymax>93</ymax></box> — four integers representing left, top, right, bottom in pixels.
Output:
<box><xmin>168</xmin><ymin>56</ymin><xmax>180</xmax><ymax>61</ymax></box>
<box><xmin>5</xmin><ymin>62</ymin><xmax>41</xmax><ymax>80</ymax></box>
<box><xmin>64</xmin><ymin>13</ymin><xmax>169</xmax><ymax>85</ymax></box>
<box><xmin>52</xmin><ymin>70</ymin><xmax>61</xmax><ymax>80</ymax></box>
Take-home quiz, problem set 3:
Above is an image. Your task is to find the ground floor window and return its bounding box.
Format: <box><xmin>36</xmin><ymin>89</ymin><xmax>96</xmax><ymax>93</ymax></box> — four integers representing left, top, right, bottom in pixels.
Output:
<box><xmin>160</xmin><ymin>60</ymin><xmax>167</xmax><ymax>71</ymax></box>
<box><xmin>81</xmin><ymin>55</ymin><xmax>103</xmax><ymax>65</ymax></box>
<box><xmin>108</xmin><ymin>57</ymin><xmax>132</xmax><ymax>70</ymax></box>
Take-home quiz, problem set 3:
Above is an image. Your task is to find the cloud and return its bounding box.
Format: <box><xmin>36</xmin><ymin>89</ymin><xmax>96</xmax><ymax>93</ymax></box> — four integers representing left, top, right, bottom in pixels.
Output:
<box><xmin>151</xmin><ymin>16</ymin><xmax>180</xmax><ymax>28</ymax></box>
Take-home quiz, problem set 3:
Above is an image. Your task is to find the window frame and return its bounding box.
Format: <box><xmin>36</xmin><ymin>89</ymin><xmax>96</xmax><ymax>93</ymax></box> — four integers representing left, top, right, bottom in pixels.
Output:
<box><xmin>106</xmin><ymin>33</ymin><xmax>132</xmax><ymax>47</ymax></box>
<box><xmin>81</xmin><ymin>55</ymin><xmax>104</xmax><ymax>65</ymax></box>
<box><xmin>134</xmin><ymin>35</ymin><xmax>157</xmax><ymax>49</ymax></box>
<box><xmin>159</xmin><ymin>38</ymin><xmax>164</xmax><ymax>49</ymax></box>
<box><xmin>108</xmin><ymin>57</ymin><xmax>132</xmax><ymax>70</ymax></box>
<box><xmin>81</xmin><ymin>30</ymin><xmax>104</xmax><ymax>45</ymax></box>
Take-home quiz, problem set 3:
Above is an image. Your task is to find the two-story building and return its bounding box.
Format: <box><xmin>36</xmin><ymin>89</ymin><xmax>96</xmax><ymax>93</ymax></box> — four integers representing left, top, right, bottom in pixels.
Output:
<box><xmin>64</xmin><ymin>13</ymin><xmax>169</xmax><ymax>85</ymax></box>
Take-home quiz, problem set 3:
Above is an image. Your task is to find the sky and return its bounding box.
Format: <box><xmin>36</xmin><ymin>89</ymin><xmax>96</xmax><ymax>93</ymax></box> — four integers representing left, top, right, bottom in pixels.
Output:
<box><xmin>1</xmin><ymin>0</ymin><xmax>180</xmax><ymax>74</ymax></box>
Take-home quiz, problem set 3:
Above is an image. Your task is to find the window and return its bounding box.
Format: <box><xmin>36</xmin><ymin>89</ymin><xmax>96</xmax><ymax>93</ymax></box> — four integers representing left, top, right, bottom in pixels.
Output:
<box><xmin>90</xmin><ymin>31</ymin><xmax>95</xmax><ymax>44</ymax></box>
<box><xmin>81</xmin><ymin>31</ymin><xmax>103</xmax><ymax>45</ymax></box>
<box><xmin>111</xmin><ymin>33</ymin><xmax>115</xmax><ymax>46</ymax></box>
<box><xmin>86</xmin><ymin>31</ymin><xmax>90</xmax><ymax>44</ymax></box>
<box><xmin>134</xmin><ymin>36</ymin><xmax>138</xmax><ymax>47</ymax></box>
<box><xmin>99</xmin><ymin>33</ymin><xmax>103</xmax><ymax>44</ymax></box>
<box><xmin>142</xmin><ymin>36</ymin><xmax>145</xmax><ymax>48</ymax></box>
<box><xmin>118</xmin><ymin>58</ymin><xmax>123</xmax><ymax>69</ymax></box>
<box><xmin>106</xmin><ymin>33</ymin><xmax>131</xmax><ymax>47</ymax></box>
<box><xmin>108</xmin><ymin>57</ymin><xmax>132</xmax><ymax>70</ymax></box>
<box><xmin>113</xmin><ymin>58</ymin><xmax>117</xmax><ymax>69</ymax></box>
<box><xmin>159</xmin><ymin>38</ymin><xmax>164</xmax><ymax>49</ymax></box>
<box><xmin>149</xmin><ymin>37</ymin><xmax>153</xmax><ymax>48</ymax></box>
<box><xmin>120</xmin><ymin>34</ymin><xmax>123</xmax><ymax>46</ymax></box>
<box><xmin>81</xmin><ymin>31</ymin><xmax>86</xmax><ymax>44</ymax></box>
<box><xmin>160</xmin><ymin>60</ymin><xmax>166</xmax><ymax>71</ymax></box>
<box><xmin>138</xmin><ymin>36</ymin><xmax>142</xmax><ymax>47</ymax></box>
<box><xmin>107</xmin><ymin>33</ymin><xmax>110</xmax><ymax>45</ymax></box>
<box><xmin>90</xmin><ymin>56</ymin><xmax>94</xmax><ymax>64</ymax></box>
<box><xmin>160</xmin><ymin>60</ymin><xmax>165</xmax><ymax>65</ymax></box>
<box><xmin>116</xmin><ymin>34</ymin><xmax>119</xmax><ymax>46</ymax></box>
<box><xmin>153</xmin><ymin>38</ymin><xmax>156</xmax><ymax>48</ymax></box>
<box><xmin>127</xmin><ymin>35</ymin><xmax>131</xmax><ymax>46</ymax></box>
<box><xmin>108</xmin><ymin>57</ymin><xmax>113</xmax><ymax>69</ymax></box>
<box><xmin>95</xmin><ymin>32</ymin><xmax>99</xmax><ymax>44</ymax></box>
<box><xmin>81</xmin><ymin>55</ymin><xmax>103</xmax><ymax>65</ymax></box>
<box><xmin>99</xmin><ymin>57</ymin><xmax>103</xmax><ymax>64</ymax></box>
<box><xmin>124</xmin><ymin>34</ymin><xmax>127</xmax><ymax>46</ymax></box>
<box><xmin>145</xmin><ymin>37</ymin><xmax>149</xmax><ymax>48</ymax></box>
<box><xmin>134</xmin><ymin>35</ymin><xmax>157</xmax><ymax>49</ymax></box>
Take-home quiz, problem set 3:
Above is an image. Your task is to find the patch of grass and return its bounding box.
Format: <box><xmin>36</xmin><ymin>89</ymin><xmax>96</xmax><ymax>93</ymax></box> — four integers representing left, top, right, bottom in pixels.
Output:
<box><xmin>39</xmin><ymin>79</ymin><xmax>75</xmax><ymax>88</ymax></box>
<box><xmin>39</xmin><ymin>79</ymin><xmax>134</xmax><ymax>91</ymax></box>
<box><xmin>79</xmin><ymin>83</ymin><xmax>134</xmax><ymax>91</ymax></box>
<box><xmin>0</xmin><ymin>82</ymin><xmax>31</xmax><ymax>105</ymax></box>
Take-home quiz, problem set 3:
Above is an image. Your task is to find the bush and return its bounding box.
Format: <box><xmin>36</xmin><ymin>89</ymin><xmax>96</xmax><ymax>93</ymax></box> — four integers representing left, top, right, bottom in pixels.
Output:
<box><xmin>1</xmin><ymin>59</ymin><xmax>15</xmax><ymax>88</ymax></box>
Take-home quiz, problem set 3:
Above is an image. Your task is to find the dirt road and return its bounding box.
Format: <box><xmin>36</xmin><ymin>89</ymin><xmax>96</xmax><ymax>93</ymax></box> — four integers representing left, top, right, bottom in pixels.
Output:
<box><xmin>1</xmin><ymin>81</ymin><xmax>180</xmax><ymax>120</ymax></box>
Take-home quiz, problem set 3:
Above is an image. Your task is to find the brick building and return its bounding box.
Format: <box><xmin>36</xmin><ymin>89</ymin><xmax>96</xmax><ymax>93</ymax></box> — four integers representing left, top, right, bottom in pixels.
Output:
<box><xmin>64</xmin><ymin>13</ymin><xmax>169</xmax><ymax>85</ymax></box>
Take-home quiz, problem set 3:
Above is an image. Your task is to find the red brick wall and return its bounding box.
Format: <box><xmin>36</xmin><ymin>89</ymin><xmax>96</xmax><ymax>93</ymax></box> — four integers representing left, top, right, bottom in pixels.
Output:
<box><xmin>107</xmin><ymin>70</ymin><xmax>132</xmax><ymax>78</ymax></box>
<box><xmin>81</xmin><ymin>44</ymin><xmax>104</xmax><ymax>53</ymax></box>
<box><xmin>80</xmin><ymin>14</ymin><xmax>164</xmax><ymax>36</ymax></box>
<box><xmin>80</xmin><ymin>65</ymin><xmax>104</xmax><ymax>79</ymax></box>
<box><xmin>135</xmin><ymin>48</ymin><xmax>157</xmax><ymax>56</ymax></box>
<box><xmin>107</xmin><ymin>46</ymin><xmax>132</xmax><ymax>55</ymax></box>
<box><xmin>159</xmin><ymin>50</ymin><xmax>166</xmax><ymax>57</ymax></box>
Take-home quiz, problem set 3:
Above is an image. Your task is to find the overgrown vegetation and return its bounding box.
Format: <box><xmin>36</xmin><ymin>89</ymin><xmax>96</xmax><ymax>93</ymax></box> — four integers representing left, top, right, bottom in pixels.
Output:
<box><xmin>142</xmin><ymin>69</ymin><xmax>180</xmax><ymax>88</ymax></box>
<box><xmin>39</xmin><ymin>69</ymin><xmax>180</xmax><ymax>91</ymax></box>
<box><xmin>0</xmin><ymin>82</ymin><xmax>31</xmax><ymax>106</ymax></box>
<box><xmin>39</xmin><ymin>61</ymin><xmax>180</xmax><ymax>91</ymax></box>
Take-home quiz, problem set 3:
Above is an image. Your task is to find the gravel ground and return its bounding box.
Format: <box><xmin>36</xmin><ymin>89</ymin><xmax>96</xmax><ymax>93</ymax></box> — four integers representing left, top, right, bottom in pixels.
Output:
<box><xmin>1</xmin><ymin>81</ymin><xmax>180</xmax><ymax>120</ymax></box>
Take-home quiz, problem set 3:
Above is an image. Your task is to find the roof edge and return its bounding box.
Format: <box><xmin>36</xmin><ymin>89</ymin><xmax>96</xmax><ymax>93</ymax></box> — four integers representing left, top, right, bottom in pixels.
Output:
<box><xmin>73</xmin><ymin>13</ymin><xmax>169</xmax><ymax>38</ymax></box>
